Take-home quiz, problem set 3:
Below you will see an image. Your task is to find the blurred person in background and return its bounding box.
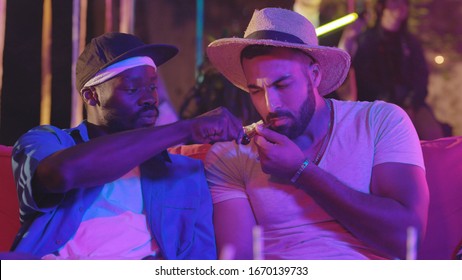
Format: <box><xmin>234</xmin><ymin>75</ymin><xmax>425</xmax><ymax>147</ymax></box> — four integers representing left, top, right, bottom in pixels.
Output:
<box><xmin>339</xmin><ymin>0</ymin><xmax>447</xmax><ymax>140</ymax></box>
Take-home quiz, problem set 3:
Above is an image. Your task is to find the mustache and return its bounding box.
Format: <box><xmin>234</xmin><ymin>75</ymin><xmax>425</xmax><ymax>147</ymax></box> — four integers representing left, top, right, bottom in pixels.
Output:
<box><xmin>266</xmin><ymin>110</ymin><xmax>294</xmax><ymax>123</ymax></box>
<box><xmin>138</xmin><ymin>104</ymin><xmax>159</xmax><ymax>117</ymax></box>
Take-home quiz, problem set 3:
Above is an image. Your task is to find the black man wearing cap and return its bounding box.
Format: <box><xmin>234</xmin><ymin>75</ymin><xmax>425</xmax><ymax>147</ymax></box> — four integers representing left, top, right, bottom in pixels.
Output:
<box><xmin>10</xmin><ymin>32</ymin><xmax>243</xmax><ymax>260</ymax></box>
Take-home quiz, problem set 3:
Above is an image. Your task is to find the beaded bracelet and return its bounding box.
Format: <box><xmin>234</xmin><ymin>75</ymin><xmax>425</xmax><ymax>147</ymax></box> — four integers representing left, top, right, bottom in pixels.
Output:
<box><xmin>290</xmin><ymin>159</ymin><xmax>310</xmax><ymax>183</ymax></box>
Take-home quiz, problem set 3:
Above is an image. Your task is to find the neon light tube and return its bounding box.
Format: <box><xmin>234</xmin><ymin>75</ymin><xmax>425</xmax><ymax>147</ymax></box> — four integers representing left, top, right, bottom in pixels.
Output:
<box><xmin>315</xmin><ymin>13</ymin><xmax>359</xmax><ymax>37</ymax></box>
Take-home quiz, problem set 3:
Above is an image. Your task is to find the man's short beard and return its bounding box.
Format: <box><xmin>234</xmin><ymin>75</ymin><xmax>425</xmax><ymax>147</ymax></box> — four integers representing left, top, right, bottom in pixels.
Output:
<box><xmin>268</xmin><ymin>97</ymin><xmax>313</xmax><ymax>139</ymax></box>
<box><xmin>105</xmin><ymin>116</ymin><xmax>129</xmax><ymax>133</ymax></box>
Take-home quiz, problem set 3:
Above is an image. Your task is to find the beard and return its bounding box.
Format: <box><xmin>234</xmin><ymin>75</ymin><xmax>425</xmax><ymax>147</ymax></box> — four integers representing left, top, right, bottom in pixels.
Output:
<box><xmin>266</xmin><ymin>97</ymin><xmax>314</xmax><ymax>139</ymax></box>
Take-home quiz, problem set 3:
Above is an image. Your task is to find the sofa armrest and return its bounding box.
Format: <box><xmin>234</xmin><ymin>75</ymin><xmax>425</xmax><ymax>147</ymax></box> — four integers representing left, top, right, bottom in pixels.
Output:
<box><xmin>418</xmin><ymin>136</ymin><xmax>462</xmax><ymax>259</ymax></box>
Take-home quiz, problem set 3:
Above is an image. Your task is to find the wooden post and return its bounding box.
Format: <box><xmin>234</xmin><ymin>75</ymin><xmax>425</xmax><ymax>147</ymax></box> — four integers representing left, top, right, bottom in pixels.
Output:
<box><xmin>0</xmin><ymin>0</ymin><xmax>6</xmax><ymax>115</ymax></box>
<box><xmin>119</xmin><ymin>0</ymin><xmax>135</xmax><ymax>34</ymax></box>
<box><xmin>40</xmin><ymin>0</ymin><xmax>52</xmax><ymax>125</ymax></box>
<box><xmin>105</xmin><ymin>0</ymin><xmax>113</xmax><ymax>33</ymax></box>
<box><xmin>348</xmin><ymin>0</ymin><xmax>355</xmax><ymax>13</ymax></box>
<box><xmin>70</xmin><ymin>0</ymin><xmax>87</xmax><ymax>127</ymax></box>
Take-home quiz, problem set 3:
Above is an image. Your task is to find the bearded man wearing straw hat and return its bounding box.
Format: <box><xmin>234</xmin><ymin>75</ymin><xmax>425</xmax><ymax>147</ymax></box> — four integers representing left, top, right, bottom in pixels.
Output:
<box><xmin>205</xmin><ymin>7</ymin><xmax>429</xmax><ymax>260</ymax></box>
<box><xmin>10</xmin><ymin>32</ymin><xmax>243</xmax><ymax>260</ymax></box>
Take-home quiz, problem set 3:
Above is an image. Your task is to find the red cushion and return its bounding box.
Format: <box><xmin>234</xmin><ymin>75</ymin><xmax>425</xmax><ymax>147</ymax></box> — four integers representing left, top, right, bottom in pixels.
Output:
<box><xmin>168</xmin><ymin>144</ymin><xmax>212</xmax><ymax>161</ymax></box>
<box><xmin>0</xmin><ymin>145</ymin><xmax>20</xmax><ymax>251</ymax></box>
<box><xmin>419</xmin><ymin>136</ymin><xmax>462</xmax><ymax>259</ymax></box>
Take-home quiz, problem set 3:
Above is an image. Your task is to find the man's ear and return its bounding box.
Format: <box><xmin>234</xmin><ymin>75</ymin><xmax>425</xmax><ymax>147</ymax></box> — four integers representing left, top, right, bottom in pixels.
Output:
<box><xmin>308</xmin><ymin>63</ymin><xmax>322</xmax><ymax>88</ymax></box>
<box><xmin>81</xmin><ymin>87</ymin><xmax>100</xmax><ymax>107</ymax></box>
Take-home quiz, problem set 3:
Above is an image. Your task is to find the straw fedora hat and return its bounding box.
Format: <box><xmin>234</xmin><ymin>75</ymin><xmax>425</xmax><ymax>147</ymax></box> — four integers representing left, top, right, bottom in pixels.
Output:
<box><xmin>206</xmin><ymin>7</ymin><xmax>351</xmax><ymax>96</ymax></box>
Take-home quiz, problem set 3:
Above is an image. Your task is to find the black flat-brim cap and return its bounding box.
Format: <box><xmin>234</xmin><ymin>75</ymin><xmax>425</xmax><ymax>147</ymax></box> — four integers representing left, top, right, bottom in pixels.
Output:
<box><xmin>76</xmin><ymin>32</ymin><xmax>178</xmax><ymax>92</ymax></box>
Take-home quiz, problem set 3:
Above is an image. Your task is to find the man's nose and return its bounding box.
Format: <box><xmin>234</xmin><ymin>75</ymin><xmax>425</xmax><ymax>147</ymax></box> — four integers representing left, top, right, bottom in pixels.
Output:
<box><xmin>140</xmin><ymin>86</ymin><xmax>158</xmax><ymax>106</ymax></box>
<box><xmin>265</xmin><ymin>88</ymin><xmax>282</xmax><ymax>112</ymax></box>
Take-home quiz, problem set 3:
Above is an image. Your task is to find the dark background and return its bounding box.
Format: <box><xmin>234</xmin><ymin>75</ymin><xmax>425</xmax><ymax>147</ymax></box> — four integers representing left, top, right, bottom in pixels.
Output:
<box><xmin>1</xmin><ymin>0</ymin><xmax>461</xmax><ymax>145</ymax></box>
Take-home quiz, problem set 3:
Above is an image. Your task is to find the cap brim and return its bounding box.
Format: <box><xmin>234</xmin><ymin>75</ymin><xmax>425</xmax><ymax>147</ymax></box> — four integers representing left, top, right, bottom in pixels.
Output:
<box><xmin>206</xmin><ymin>38</ymin><xmax>350</xmax><ymax>96</ymax></box>
<box><xmin>102</xmin><ymin>44</ymin><xmax>179</xmax><ymax>72</ymax></box>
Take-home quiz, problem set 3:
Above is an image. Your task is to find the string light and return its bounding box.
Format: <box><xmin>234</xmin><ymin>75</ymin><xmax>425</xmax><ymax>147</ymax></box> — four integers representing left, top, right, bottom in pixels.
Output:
<box><xmin>434</xmin><ymin>55</ymin><xmax>445</xmax><ymax>65</ymax></box>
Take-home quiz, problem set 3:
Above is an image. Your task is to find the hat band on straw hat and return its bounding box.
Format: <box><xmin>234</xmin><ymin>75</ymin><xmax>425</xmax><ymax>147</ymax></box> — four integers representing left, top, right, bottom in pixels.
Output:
<box><xmin>245</xmin><ymin>30</ymin><xmax>305</xmax><ymax>44</ymax></box>
<box><xmin>244</xmin><ymin>30</ymin><xmax>316</xmax><ymax>62</ymax></box>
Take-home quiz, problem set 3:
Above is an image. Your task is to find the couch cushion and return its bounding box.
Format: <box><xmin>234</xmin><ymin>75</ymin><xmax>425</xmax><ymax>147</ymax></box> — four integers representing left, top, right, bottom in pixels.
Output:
<box><xmin>0</xmin><ymin>145</ymin><xmax>20</xmax><ymax>251</ymax></box>
<box><xmin>419</xmin><ymin>136</ymin><xmax>462</xmax><ymax>259</ymax></box>
<box><xmin>168</xmin><ymin>144</ymin><xmax>212</xmax><ymax>161</ymax></box>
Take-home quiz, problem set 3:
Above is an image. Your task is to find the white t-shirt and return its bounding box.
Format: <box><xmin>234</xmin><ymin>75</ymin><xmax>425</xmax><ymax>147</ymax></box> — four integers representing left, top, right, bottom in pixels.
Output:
<box><xmin>205</xmin><ymin>100</ymin><xmax>424</xmax><ymax>260</ymax></box>
<box><xmin>43</xmin><ymin>167</ymin><xmax>160</xmax><ymax>260</ymax></box>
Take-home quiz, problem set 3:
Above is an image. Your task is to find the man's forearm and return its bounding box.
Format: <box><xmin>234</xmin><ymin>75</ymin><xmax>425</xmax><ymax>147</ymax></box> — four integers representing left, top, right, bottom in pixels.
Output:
<box><xmin>294</xmin><ymin>163</ymin><xmax>428</xmax><ymax>259</ymax></box>
<box><xmin>35</xmin><ymin>120</ymin><xmax>193</xmax><ymax>193</ymax></box>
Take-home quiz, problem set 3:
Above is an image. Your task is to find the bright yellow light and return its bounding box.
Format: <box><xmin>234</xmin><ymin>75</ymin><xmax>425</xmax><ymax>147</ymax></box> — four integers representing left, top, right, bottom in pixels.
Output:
<box><xmin>434</xmin><ymin>55</ymin><xmax>445</xmax><ymax>64</ymax></box>
<box><xmin>315</xmin><ymin>13</ymin><xmax>359</xmax><ymax>37</ymax></box>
